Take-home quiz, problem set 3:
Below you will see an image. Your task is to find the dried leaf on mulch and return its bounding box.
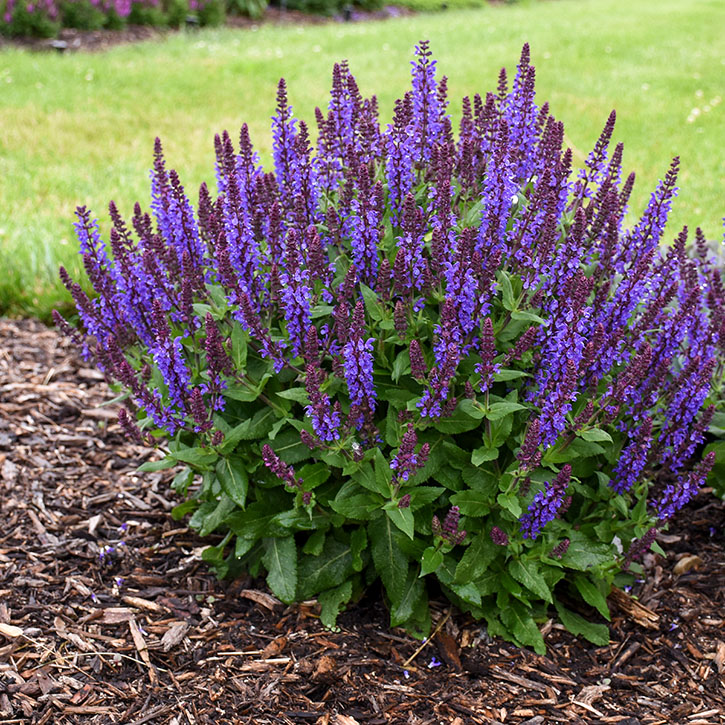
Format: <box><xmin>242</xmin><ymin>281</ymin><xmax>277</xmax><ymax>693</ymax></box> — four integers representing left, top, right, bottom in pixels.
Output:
<box><xmin>1</xmin><ymin>318</ymin><xmax>724</xmax><ymax>724</ymax></box>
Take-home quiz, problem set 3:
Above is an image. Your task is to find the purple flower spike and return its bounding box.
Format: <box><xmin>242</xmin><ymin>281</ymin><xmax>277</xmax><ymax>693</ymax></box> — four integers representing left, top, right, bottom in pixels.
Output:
<box><xmin>519</xmin><ymin>464</ymin><xmax>571</xmax><ymax>540</ymax></box>
<box><xmin>342</xmin><ymin>301</ymin><xmax>377</xmax><ymax>429</ymax></box>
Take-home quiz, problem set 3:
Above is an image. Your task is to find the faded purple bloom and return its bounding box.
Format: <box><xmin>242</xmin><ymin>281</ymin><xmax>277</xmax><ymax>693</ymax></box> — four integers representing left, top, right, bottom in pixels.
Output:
<box><xmin>490</xmin><ymin>526</ymin><xmax>509</xmax><ymax>546</ymax></box>
<box><xmin>262</xmin><ymin>444</ymin><xmax>303</xmax><ymax>491</ymax></box>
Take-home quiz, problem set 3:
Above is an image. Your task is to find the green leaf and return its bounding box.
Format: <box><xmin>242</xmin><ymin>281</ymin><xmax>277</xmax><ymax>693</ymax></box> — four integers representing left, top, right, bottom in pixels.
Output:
<box><xmin>170</xmin><ymin>446</ymin><xmax>218</xmax><ymax>469</ymax></box>
<box><xmin>329</xmin><ymin>487</ymin><xmax>381</xmax><ymax>520</ymax></box>
<box><xmin>303</xmin><ymin>529</ymin><xmax>326</xmax><ymax>556</ymax></box>
<box><xmin>471</xmin><ymin>445</ymin><xmax>499</xmax><ymax>465</ymax></box>
<box><xmin>511</xmin><ymin>309</ymin><xmax>546</xmax><ymax>325</ymax></box>
<box><xmin>318</xmin><ymin>580</ymin><xmax>353</xmax><ymax>630</ymax></box>
<box><xmin>554</xmin><ymin>601</ymin><xmax>609</xmax><ymax>646</ymax></box>
<box><xmin>271</xmin><ymin>428</ymin><xmax>313</xmax><ymax>464</ymax></box>
<box><xmin>310</xmin><ymin>303</ymin><xmax>334</xmax><ymax>319</ymax></box>
<box><xmin>390</xmin><ymin>567</ymin><xmax>426</xmax><ymax>627</ymax></box>
<box><xmin>454</xmin><ymin>530</ymin><xmax>497</xmax><ymax>584</ymax></box>
<box><xmin>374</xmin><ymin>449</ymin><xmax>393</xmax><ymax>497</ymax></box>
<box><xmin>409</xmin><ymin>486</ymin><xmax>445</xmax><ymax>510</ymax></box>
<box><xmin>461</xmin><ymin>466</ymin><xmax>498</xmax><ymax>495</ymax></box>
<box><xmin>458</xmin><ymin>398</ymin><xmax>486</xmax><ymax>419</ymax></box>
<box><xmin>449</xmin><ymin>489</ymin><xmax>492</xmax><ymax>516</ymax></box>
<box><xmin>275</xmin><ymin>388</ymin><xmax>311</xmax><ymax>405</ymax></box>
<box><xmin>498</xmin><ymin>270</ymin><xmax>516</xmax><ymax>311</ymax></box>
<box><xmin>442</xmin><ymin>442</ymin><xmax>470</xmax><ymax>469</ymax></box>
<box><xmin>449</xmin><ymin>581</ymin><xmax>481</xmax><ymax>608</ymax></box>
<box><xmin>493</xmin><ymin>368</ymin><xmax>528</xmax><ymax>382</ymax></box>
<box><xmin>350</xmin><ymin>527</ymin><xmax>368</xmax><ymax>572</ymax></box>
<box><xmin>369</xmin><ymin>516</ymin><xmax>408</xmax><ymax>606</ymax></box>
<box><xmin>501</xmin><ymin>601</ymin><xmax>545</xmax><ymax>654</ymax></box>
<box><xmin>226</xmin><ymin>501</ymin><xmax>285</xmax><ymax>540</ymax></box>
<box><xmin>392</xmin><ymin>349</ymin><xmax>411</xmax><ymax>383</ymax></box>
<box><xmin>430</xmin><ymin>403</ymin><xmax>481</xmax><ymax>434</ymax></box>
<box><xmin>385</xmin><ymin>506</ymin><xmax>415</xmax><ymax>540</ymax></box>
<box><xmin>561</xmin><ymin>531</ymin><xmax>614</xmax><ymax>571</ymax></box>
<box><xmin>171</xmin><ymin>467</ymin><xmax>194</xmax><ymax>496</ymax></box>
<box><xmin>544</xmin><ymin>438</ymin><xmax>606</xmax><ymax>464</ymax></box>
<box><xmin>574</xmin><ymin>575</ymin><xmax>611</xmax><ymax>621</ymax></box>
<box><xmin>359</xmin><ymin>283</ymin><xmax>384</xmax><ymax>321</ymax></box>
<box><xmin>198</xmin><ymin>494</ymin><xmax>236</xmax><ymax>537</ymax></box>
<box><xmin>486</xmin><ymin>401</ymin><xmax>526</xmax><ymax>421</ymax></box>
<box><xmin>298</xmin><ymin>462</ymin><xmax>331</xmax><ymax>489</ymax></box>
<box><xmin>297</xmin><ymin>538</ymin><xmax>354</xmax><ymax>600</ymax></box>
<box><xmin>497</xmin><ymin>492</ymin><xmax>522</xmax><ymax>518</ymax></box>
<box><xmin>509</xmin><ymin>558</ymin><xmax>552</xmax><ymax>603</ymax></box>
<box><xmin>353</xmin><ymin>461</ymin><xmax>390</xmax><ymax>497</ymax></box>
<box><xmin>218</xmin><ymin>407</ymin><xmax>277</xmax><ymax>451</ymax></box>
<box><xmin>231</xmin><ymin>322</ymin><xmax>248</xmax><ymax>371</ymax></box>
<box><xmin>262</xmin><ymin>536</ymin><xmax>297</xmax><ymax>604</ymax></box>
<box><xmin>216</xmin><ymin>457</ymin><xmax>248</xmax><ymax>508</ymax></box>
<box><xmin>171</xmin><ymin>499</ymin><xmax>197</xmax><ymax>521</ymax></box>
<box><xmin>420</xmin><ymin>546</ymin><xmax>443</xmax><ymax>577</ymax></box>
<box><xmin>138</xmin><ymin>456</ymin><xmax>176</xmax><ymax>473</ymax></box>
<box><xmin>579</xmin><ymin>428</ymin><xmax>613</xmax><ymax>444</ymax></box>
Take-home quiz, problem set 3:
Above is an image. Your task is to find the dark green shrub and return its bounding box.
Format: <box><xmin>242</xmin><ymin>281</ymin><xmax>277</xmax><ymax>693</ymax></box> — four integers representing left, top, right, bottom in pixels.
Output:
<box><xmin>2</xmin><ymin>0</ymin><xmax>61</xmax><ymax>37</ymax></box>
<box><xmin>128</xmin><ymin>0</ymin><xmax>166</xmax><ymax>25</ymax></box>
<box><xmin>226</xmin><ymin>0</ymin><xmax>266</xmax><ymax>19</ymax></box>
<box><xmin>277</xmin><ymin>0</ymin><xmax>344</xmax><ymax>16</ymax></box>
<box><xmin>163</xmin><ymin>0</ymin><xmax>188</xmax><ymax>27</ymax></box>
<box><xmin>195</xmin><ymin>0</ymin><xmax>224</xmax><ymax>25</ymax></box>
<box><xmin>57</xmin><ymin>43</ymin><xmax>722</xmax><ymax>651</ymax></box>
<box><xmin>61</xmin><ymin>0</ymin><xmax>105</xmax><ymax>29</ymax></box>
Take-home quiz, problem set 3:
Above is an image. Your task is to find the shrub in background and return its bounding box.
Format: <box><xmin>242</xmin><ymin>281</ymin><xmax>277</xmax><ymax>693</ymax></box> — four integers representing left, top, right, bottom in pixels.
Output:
<box><xmin>192</xmin><ymin>0</ymin><xmax>225</xmax><ymax>26</ymax></box>
<box><xmin>163</xmin><ymin>0</ymin><xmax>188</xmax><ymax>27</ymax></box>
<box><xmin>56</xmin><ymin>43</ymin><xmax>724</xmax><ymax>651</ymax></box>
<box><xmin>275</xmin><ymin>0</ymin><xmax>344</xmax><ymax>17</ymax></box>
<box><xmin>226</xmin><ymin>0</ymin><xmax>266</xmax><ymax>20</ymax></box>
<box><xmin>60</xmin><ymin>0</ymin><xmax>106</xmax><ymax>30</ymax></box>
<box><xmin>1</xmin><ymin>0</ymin><xmax>61</xmax><ymax>37</ymax></box>
<box><xmin>127</xmin><ymin>0</ymin><xmax>166</xmax><ymax>25</ymax></box>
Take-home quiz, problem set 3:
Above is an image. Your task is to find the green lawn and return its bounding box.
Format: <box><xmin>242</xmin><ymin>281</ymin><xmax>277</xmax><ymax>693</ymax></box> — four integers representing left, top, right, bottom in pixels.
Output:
<box><xmin>1</xmin><ymin>0</ymin><xmax>723</xmax><ymax>319</ymax></box>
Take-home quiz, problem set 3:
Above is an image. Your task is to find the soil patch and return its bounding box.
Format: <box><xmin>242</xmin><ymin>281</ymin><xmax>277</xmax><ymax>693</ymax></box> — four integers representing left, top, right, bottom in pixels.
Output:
<box><xmin>1</xmin><ymin>317</ymin><xmax>724</xmax><ymax>724</ymax></box>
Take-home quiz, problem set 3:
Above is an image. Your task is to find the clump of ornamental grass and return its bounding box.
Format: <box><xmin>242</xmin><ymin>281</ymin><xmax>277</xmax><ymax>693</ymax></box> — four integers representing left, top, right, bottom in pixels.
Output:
<box><xmin>56</xmin><ymin>43</ymin><xmax>725</xmax><ymax>651</ymax></box>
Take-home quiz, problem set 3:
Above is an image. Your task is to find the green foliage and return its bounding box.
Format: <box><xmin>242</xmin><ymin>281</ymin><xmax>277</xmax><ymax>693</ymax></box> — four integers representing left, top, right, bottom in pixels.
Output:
<box><xmin>280</xmin><ymin>0</ymin><xmax>344</xmax><ymax>16</ymax></box>
<box><xmin>61</xmin><ymin>0</ymin><xmax>105</xmax><ymax>29</ymax></box>
<box><xmin>164</xmin><ymin>0</ymin><xmax>189</xmax><ymax>27</ymax></box>
<box><xmin>196</xmin><ymin>0</ymin><xmax>225</xmax><ymax>26</ymax></box>
<box><xmin>1</xmin><ymin>2</ymin><xmax>60</xmax><ymax>37</ymax></box>
<box><xmin>226</xmin><ymin>0</ymin><xmax>266</xmax><ymax>19</ymax></box>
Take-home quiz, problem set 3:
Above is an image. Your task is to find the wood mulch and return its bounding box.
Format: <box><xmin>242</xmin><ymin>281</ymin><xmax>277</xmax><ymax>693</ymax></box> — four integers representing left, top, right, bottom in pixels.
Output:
<box><xmin>1</xmin><ymin>317</ymin><xmax>724</xmax><ymax>724</ymax></box>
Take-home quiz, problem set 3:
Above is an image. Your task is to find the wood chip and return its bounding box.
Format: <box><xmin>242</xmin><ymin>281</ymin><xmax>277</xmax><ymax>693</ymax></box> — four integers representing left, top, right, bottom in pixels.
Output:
<box><xmin>160</xmin><ymin>622</ymin><xmax>190</xmax><ymax>652</ymax></box>
<box><xmin>673</xmin><ymin>555</ymin><xmax>704</xmax><ymax>576</ymax></box>
<box><xmin>609</xmin><ymin>587</ymin><xmax>660</xmax><ymax>629</ymax></box>
<box><xmin>240</xmin><ymin>588</ymin><xmax>281</xmax><ymax>610</ymax></box>
<box><xmin>122</xmin><ymin>595</ymin><xmax>166</xmax><ymax>613</ymax></box>
<box><xmin>714</xmin><ymin>641</ymin><xmax>725</xmax><ymax>674</ymax></box>
<box><xmin>128</xmin><ymin>617</ymin><xmax>157</xmax><ymax>684</ymax></box>
<box><xmin>0</xmin><ymin>623</ymin><xmax>23</xmax><ymax>639</ymax></box>
<box><xmin>99</xmin><ymin>607</ymin><xmax>134</xmax><ymax>624</ymax></box>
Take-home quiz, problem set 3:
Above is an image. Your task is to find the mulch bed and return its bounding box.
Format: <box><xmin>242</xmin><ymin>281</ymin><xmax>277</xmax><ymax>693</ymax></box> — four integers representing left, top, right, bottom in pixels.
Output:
<box><xmin>0</xmin><ymin>6</ymin><xmax>414</xmax><ymax>53</ymax></box>
<box><xmin>1</xmin><ymin>317</ymin><xmax>724</xmax><ymax>724</ymax></box>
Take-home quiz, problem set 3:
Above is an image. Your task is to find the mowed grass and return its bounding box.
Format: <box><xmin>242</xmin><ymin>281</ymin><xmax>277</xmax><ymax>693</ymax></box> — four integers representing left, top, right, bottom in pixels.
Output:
<box><xmin>0</xmin><ymin>0</ymin><xmax>723</xmax><ymax>319</ymax></box>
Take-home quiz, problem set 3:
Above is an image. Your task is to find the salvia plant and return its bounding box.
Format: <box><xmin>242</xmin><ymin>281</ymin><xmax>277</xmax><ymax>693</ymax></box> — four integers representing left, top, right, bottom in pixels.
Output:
<box><xmin>56</xmin><ymin>43</ymin><xmax>725</xmax><ymax>652</ymax></box>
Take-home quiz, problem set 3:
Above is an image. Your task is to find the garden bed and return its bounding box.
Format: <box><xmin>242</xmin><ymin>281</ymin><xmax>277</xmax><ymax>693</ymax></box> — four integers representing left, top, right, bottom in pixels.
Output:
<box><xmin>1</xmin><ymin>316</ymin><xmax>723</xmax><ymax>724</ymax></box>
<box><xmin>0</xmin><ymin>5</ymin><xmax>413</xmax><ymax>52</ymax></box>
